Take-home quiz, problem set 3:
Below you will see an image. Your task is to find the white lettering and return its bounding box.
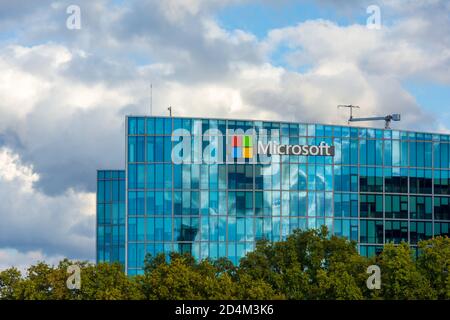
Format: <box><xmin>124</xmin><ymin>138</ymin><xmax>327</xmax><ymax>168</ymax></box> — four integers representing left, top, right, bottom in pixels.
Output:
<box><xmin>309</xmin><ymin>145</ymin><xmax>319</xmax><ymax>156</ymax></box>
<box><xmin>66</xmin><ymin>5</ymin><xmax>81</xmax><ymax>30</ymax></box>
<box><xmin>171</xmin><ymin>129</ymin><xmax>191</xmax><ymax>164</ymax></box>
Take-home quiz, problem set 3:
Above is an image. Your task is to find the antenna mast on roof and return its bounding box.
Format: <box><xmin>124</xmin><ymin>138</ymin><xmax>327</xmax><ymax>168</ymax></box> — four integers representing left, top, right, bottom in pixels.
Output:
<box><xmin>150</xmin><ymin>84</ymin><xmax>153</xmax><ymax>116</ymax></box>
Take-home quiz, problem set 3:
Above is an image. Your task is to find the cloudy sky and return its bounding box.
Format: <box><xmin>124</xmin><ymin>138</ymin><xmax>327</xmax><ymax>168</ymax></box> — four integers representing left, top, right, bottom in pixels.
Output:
<box><xmin>0</xmin><ymin>0</ymin><xmax>449</xmax><ymax>270</ymax></box>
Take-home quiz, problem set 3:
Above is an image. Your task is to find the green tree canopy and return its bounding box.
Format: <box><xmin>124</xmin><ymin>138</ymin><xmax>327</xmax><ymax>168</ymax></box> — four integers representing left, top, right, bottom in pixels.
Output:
<box><xmin>0</xmin><ymin>230</ymin><xmax>448</xmax><ymax>300</ymax></box>
<box><xmin>239</xmin><ymin>226</ymin><xmax>370</xmax><ymax>299</ymax></box>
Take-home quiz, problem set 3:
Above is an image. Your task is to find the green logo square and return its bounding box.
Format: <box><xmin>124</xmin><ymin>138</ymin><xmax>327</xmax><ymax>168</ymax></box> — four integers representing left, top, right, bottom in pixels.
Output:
<box><xmin>243</xmin><ymin>136</ymin><xmax>252</xmax><ymax>147</ymax></box>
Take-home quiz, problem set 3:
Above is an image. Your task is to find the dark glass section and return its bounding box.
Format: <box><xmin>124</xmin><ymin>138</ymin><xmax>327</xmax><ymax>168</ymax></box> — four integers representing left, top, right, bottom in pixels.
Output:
<box><xmin>385</xmin><ymin>221</ymin><xmax>408</xmax><ymax>244</ymax></box>
<box><xmin>385</xmin><ymin>195</ymin><xmax>408</xmax><ymax>219</ymax></box>
<box><xmin>410</xmin><ymin>196</ymin><xmax>432</xmax><ymax>220</ymax></box>
<box><xmin>360</xmin><ymin>220</ymin><xmax>384</xmax><ymax>244</ymax></box>
<box><xmin>410</xmin><ymin>221</ymin><xmax>433</xmax><ymax>244</ymax></box>
<box><xmin>360</xmin><ymin>194</ymin><xmax>383</xmax><ymax>218</ymax></box>
<box><xmin>434</xmin><ymin>197</ymin><xmax>450</xmax><ymax>221</ymax></box>
<box><xmin>97</xmin><ymin>170</ymin><xmax>126</xmax><ymax>269</ymax></box>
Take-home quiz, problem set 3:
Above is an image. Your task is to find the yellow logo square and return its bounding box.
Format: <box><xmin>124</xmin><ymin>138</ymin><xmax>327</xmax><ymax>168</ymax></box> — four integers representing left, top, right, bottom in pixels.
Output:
<box><xmin>243</xmin><ymin>147</ymin><xmax>253</xmax><ymax>159</ymax></box>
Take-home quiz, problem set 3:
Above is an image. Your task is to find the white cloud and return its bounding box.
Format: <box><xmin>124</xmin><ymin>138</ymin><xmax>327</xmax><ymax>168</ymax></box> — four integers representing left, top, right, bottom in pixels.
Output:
<box><xmin>0</xmin><ymin>248</ymin><xmax>64</xmax><ymax>273</ymax></box>
<box><xmin>0</xmin><ymin>148</ymin><xmax>38</xmax><ymax>191</ymax></box>
<box><xmin>0</xmin><ymin>147</ymin><xmax>95</xmax><ymax>268</ymax></box>
<box><xmin>265</xmin><ymin>18</ymin><xmax>450</xmax><ymax>83</ymax></box>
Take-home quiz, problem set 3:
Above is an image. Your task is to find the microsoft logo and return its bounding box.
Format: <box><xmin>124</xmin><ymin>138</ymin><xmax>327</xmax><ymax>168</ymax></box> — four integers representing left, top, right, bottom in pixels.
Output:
<box><xmin>231</xmin><ymin>135</ymin><xmax>253</xmax><ymax>159</ymax></box>
<box><xmin>171</xmin><ymin>128</ymin><xmax>335</xmax><ymax>165</ymax></box>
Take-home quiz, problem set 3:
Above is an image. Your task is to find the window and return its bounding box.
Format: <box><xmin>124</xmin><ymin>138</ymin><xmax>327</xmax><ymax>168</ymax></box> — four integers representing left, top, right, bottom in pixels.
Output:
<box><xmin>128</xmin><ymin>117</ymin><xmax>137</xmax><ymax>135</ymax></box>
<box><xmin>385</xmin><ymin>221</ymin><xmax>408</xmax><ymax>244</ymax></box>
<box><xmin>334</xmin><ymin>193</ymin><xmax>358</xmax><ymax>218</ymax></box>
<box><xmin>334</xmin><ymin>219</ymin><xmax>358</xmax><ymax>241</ymax></box>
<box><xmin>360</xmin><ymin>245</ymin><xmax>384</xmax><ymax>257</ymax></box>
<box><xmin>128</xmin><ymin>136</ymin><xmax>136</xmax><ymax>162</ymax></box>
<box><xmin>434</xmin><ymin>197</ymin><xmax>450</xmax><ymax>220</ymax></box>
<box><xmin>410</xmin><ymin>196</ymin><xmax>432</xmax><ymax>220</ymax></box>
<box><xmin>410</xmin><ymin>221</ymin><xmax>432</xmax><ymax>244</ymax></box>
<box><xmin>334</xmin><ymin>166</ymin><xmax>358</xmax><ymax>192</ymax></box>
<box><xmin>409</xmin><ymin>169</ymin><xmax>432</xmax><ymax>194</ymax></box>
<box><xmin>434</xmin><ymin>222</ymin><xmax>449</xmax><ymax>237</ymax></box>
<box><xmin>360</xmin><ymin>220</ymin><xmax>384</xmax><ymax>244</ymax></box>
<box><xmin>360</xmin><ymin>167</ymin><xmax>383</xmax><ymax>192</ymax></box>
<box><xmin>434</xmin><ymin>170</ymin><xmax>450</xmax><ymax>195</ymax></box>
<box><xmin>228</xmin><ymin>164</ymin><xmax>253</xmax><ymax>190</ymax></box>
<box><xmin>385</xmin><ymin>195</ymin><xmax>408</xmax><ymax>219</ymax></box>
<box><xmin>360</xmin><ymin>194</ymin><xmax>383</xmax><ymax>218</ymax></box>
<box><xmin>385</xmin><ymin>167</ymin><xmax>408</xmax><ymax>193</ymax></box>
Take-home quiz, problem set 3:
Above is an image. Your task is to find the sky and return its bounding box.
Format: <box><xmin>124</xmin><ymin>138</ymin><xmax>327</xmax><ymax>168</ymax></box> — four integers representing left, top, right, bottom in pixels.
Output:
<box><xmin>0</xmin><ymin>0</ymin><xmax>449</xmax><ymax>271</ymax></box>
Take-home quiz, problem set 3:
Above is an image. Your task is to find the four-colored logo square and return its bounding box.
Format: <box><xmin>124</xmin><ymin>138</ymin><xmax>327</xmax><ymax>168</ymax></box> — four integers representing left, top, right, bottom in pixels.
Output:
<box><xmin>232</xmin><ymin>135</ymin><xmax>253</xmax><ymax>159</ymax></box>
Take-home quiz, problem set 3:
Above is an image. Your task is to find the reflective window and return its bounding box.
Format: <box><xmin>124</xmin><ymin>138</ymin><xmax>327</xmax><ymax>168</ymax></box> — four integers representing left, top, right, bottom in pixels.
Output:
<box><xmin>334</xmin><ymin>193</ymin><xmax>358</xmax><ymax>218</ymax></box>
<box><xmin>385</xmin><ymin>195</ymin><xmax>408</xmax><ymax>219</ymax></box>
<box><xmin>97</xmin><ymin>170</ymin><xmax>126</xmax><ymax>267</ymax></box>
<box><xmin>360</xmin><ymin>194</ymin><xmax>383</xmax><ymax>218</ymax></box>
<box><xmin>360</xmin><ymin>220</ymin><xmax>384</xmax><ymax>244</ymax></box>
<box><xmin>434</xmin><ymin>222</ymin><xmax>449</xmax><ymax>237</ymax></box>
<box><xmin>385</xmin><ymin>221</ymin><xmax>408</xmax><ymax>244</ymax></box>
<box><xmin>410</xmin><ymin>196</ymin><xmax>432</xmax><ymax>220</ymax></box>
<box><xmin>434</xmin><ymin>197</ymin><xmax>450</xmax><ymax>221</ymax></box>
<box><xmin>410</xmin><ymin>221</ymin><xmax>432</xmax><ymax>244</ymax></box>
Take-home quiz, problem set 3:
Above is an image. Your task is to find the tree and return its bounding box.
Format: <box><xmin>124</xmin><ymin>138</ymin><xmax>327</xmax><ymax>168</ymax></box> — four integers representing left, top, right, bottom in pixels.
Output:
<box><xmin>137</xmin><ymin>252</ymin><xmax>279</xmax><ymax>300</ymax></box>
<box><xmin>139</xmin><ymin>253</ymin><xmax>206</xmax><ymax>299</ymax></box>
<box><xmin>0</xmin><ymin>230</ymin><xmax>448</xmax><ymax>300</ymax></box>
<box><xmin>416</xmin><ymin>236</ymin><xmax>450</xmax><ymax>299</ymax></box>
<box><xmin>376</xmin><ymin>242</ymin><xmax>436</xmax><ymax>300</ymax></box>
<box><xmin>14</xmin><ymin>262</ymin><xmax>54</xmax><ymax>300</ymax></box>
<box><xmin>80</xmin><ymin>262</ymin><xmax>143</xmax><ymax>300</ymax></box>
<box><xmin>0</xmin><ymin>267</ymin><xmax>22</xmax><ymax>300</ymax></box>
<box><xmin>239</xmin><ymin>226</ymin><xmax>370</xmax><ymax>300</ymax></box>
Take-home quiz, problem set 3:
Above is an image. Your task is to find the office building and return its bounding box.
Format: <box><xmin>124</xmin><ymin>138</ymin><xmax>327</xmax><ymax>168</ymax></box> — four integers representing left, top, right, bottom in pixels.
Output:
<box><xmin>97</xmin><ymin>116</ymin><xmax>450</xmax><ymax>275</ymax></box>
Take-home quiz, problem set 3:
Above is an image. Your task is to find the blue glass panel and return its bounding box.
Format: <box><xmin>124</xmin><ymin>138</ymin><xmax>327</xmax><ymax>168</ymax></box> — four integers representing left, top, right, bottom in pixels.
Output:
<box><xmin>155</xmin><ymin>118</ymin><xmax>164</xmax><ymax>135</ymax></box>
<box><xmin>155</xmin><ymin>164</ymin><xmax>164</xmax><ymax>189</ymax></box>
<box><xmin>146</xmin><ymin>217</ymin><xmax>154</xmax><ymax>241</ymax></box>
<box><xmin>146</xmin><ymin>136</ymin><xmax>154</xmax><ymax>162</ymax></box>
<box><xmin>128</xmin><ymin>191</ymin><xmax>136</xmax><ymax>215</ymax></box>
<box><xmin>128</xmin><ymin>136</ymin><xmax>136</xmax><ymax>162</ymax></box>
<box><xmin>155</xmin><ymin>218</ymin><xmax>163</xmax><ymax>241</ymax></box>
<box><xmin>128</xmin><ymin>243</ymin><xmax>137</xmax><ymax>268</ymax></box>
<box><xmin>146</xmin><ymin>165</ymin><xmax>155</xmax><ymax>189</ymax></box>
<box><xmin>128</xmin><ymin>117</ymin><xmax>137</xmax><ymax>135</ymax></box>
<box><xmin>164</xmin><ymin>218</ymin><xmax>172</xmax><ymax>241</ymax></box>
<box><xmin>164</xmin><ymin>137</ymin><xmax>172</xmax><ymax>162</ymax></box>
<box><xmin>164</xmin><ymin>118</ymin><xmax>172</xmax><ymax>135</ymax></box>
<box><xmin>155</xmin><ymin>137</ymin><xmax>164</xmax><ymax>162</ymax></box>
<box><xmin>164</xmin><ymin>164</ymin><xmax>172</xmax><ymax>189</ymax></box>
<box><xmin>136</xmin><ymin>192</ymin><xmax>145</xmax><ymax>215</ymax></box>
<box><xmin>174</xmin><ymin>165</ymin><xmax>182</xmax><ymax>189</ymax></box>
<box><xmin>146</xmin><ymin>118</ymin><xmax>155</xmax><ymax>135</ymax></box>
<box><xmin>137</xmin><ymin>118</ymin><xmax>145</xmax><ymax>135</ymax></box>
<box><xmin>146</xmin><ymin>191</ymin><xmax>155</xmax><ymax>215</ymax></box>
<box><xmin>128</xmin><ymin>217</ymin><xmax>137</xmax><ymax>241</ymax></box>
<box><xmin>155</xmin><ymin>191</ymin><xmax>164</xmax><ymax>215</ymax></box>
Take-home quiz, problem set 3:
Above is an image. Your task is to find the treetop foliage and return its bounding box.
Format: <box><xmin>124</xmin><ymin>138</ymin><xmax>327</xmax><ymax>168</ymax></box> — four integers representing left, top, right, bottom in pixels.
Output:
<box><xmin>1</xmin><ymin>228</ymin><xmax>449</xmax><ymax>300</ymax></box>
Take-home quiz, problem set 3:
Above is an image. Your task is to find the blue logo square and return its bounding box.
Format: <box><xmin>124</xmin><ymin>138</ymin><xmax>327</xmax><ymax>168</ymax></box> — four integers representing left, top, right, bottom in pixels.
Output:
<box><xmin>232</xmin><ymin>147</ymin><xmax>242</xmax><ymax>158</ymax></box>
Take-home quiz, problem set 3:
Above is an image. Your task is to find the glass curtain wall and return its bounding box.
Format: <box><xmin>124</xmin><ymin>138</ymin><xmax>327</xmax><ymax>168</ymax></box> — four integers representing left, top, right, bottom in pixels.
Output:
<box><xmin>124</xmin><ymin>117</ymin><xmax>450</xmax><ymax>275</ymax></box>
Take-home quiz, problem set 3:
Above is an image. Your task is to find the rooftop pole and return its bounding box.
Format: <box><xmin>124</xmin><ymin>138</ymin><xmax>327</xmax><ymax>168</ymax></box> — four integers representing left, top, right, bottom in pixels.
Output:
<box><xmin>150</xmin><ymin>84</ymin><xmax>153</xmax><ymax>116</ymax></box>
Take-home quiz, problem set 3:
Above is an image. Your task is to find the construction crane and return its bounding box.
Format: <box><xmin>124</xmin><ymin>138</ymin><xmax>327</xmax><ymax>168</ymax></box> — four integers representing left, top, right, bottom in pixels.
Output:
<box><xmin>337</xmin><ymin>105</ymin><xmax>401</xmax><ymax>129</ymax></box>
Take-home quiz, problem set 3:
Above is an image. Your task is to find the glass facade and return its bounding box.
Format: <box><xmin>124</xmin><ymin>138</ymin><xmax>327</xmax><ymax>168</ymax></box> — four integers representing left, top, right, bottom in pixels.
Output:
<box><xmin>97</xmin><ymin>116</ymin><xmax>450</xmax><ymax>275</ymax></box>
<box><xmin>96</xmin><ymin>170</ymin><xmax>126</xmax><ymax>267</ymax></box>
